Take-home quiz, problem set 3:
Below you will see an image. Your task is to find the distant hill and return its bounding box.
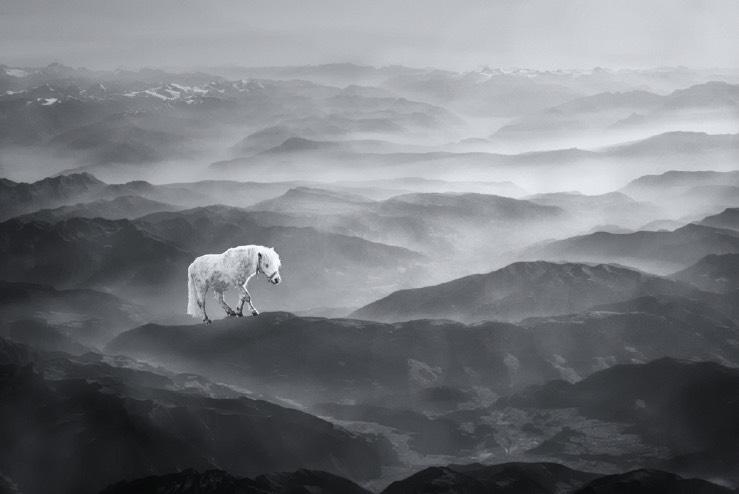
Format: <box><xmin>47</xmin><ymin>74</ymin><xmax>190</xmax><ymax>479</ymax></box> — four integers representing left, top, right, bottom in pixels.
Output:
<box><xmin>700</xmin><ymin>208</ymin><xmax>739</xmax><ymax>231</ymax></box>
<box><xmin>524</xmin><ymin>223</ymin><xmax>739</xmax><ymax>274</ymax></box>
<box><xmin>671</xmin><ymin>253</ymin><xmax>739</xmax><ymax>293</ymax></box>
<box><xmin>335</xmin><ymin>177</ymin><xmax>527</xmax><ymax>198</ymax></box>
<box><xmin>351</xmin><ymin>261</ymin><xmax>701</xmax><ymax>323</ymax></box>
<box><xmin>16</xmin><ymin>195</ymin><xmax>179</xmax><ymax>222</ymax></box>
<box><xmin>621</xmin><ymin>170</ymin><xmax>739</xmax><ymax>199</ymax></box>
<box><xmin>0</xmin><ymin>281</ymin><xmax>142</xmax><ymax>346</ymax></box>
<box><xmin>0</xmin><ymin>173</ymin><xmax>214</xmax><ymax>220</ymax></box>
<box><xmin>379</xmin><ymin>192</ymin><xmax>563</xmax><ymax>221</ymax></box>
<box><xmin>527</xmin><ymin>191</ymin><xmax>660</xmax><ymax>229</ymax></box>
<box><xmin>49</xmin><ymin>118</ymin><xmax>184</xmax><ymax>165</ymax></box>
<box><xmin>260</xmin><ymin>136</ymin><xmax>341</xmax><ymax>154</ymax></box>
<box><xmin>493</xmin><ymin>82</ymin><xmax>739</xmax><ymax>143</ymax></box>
<box><xmin>249</xmin><ymin>187</ymin><xmax>374</xmax><ymax>214</ymax></box>
<box><xmin>0</xmin><ymin>217</ymin><xmax>187</xmax><ymax>294</ymax></box>
<box><xmin>607</xmin><ymin>131</ymin><xmax>738</xmax><ymax>158</ymax></box>
<box><xmin>243</xmin><ymin>190</ymin><xmax>565</xmax><ymax>262</ymax></box>
<box><xmin>0</xmin><ymin>172</ymin><xmax>103</xmax><ymax>220</ymax></box>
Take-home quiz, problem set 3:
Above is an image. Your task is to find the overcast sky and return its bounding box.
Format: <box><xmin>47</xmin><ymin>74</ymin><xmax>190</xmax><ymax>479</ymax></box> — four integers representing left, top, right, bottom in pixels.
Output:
<box><xmin>1</xmin><ymin>0</ymin><xmax>737</xmax><ymax>70</ymax></box>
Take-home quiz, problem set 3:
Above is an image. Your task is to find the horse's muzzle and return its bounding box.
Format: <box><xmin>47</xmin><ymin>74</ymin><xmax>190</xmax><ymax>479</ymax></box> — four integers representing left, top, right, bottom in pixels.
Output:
<box><xmin>271</xmin><ymin>276</ymin><xmax>281</xmax><ymax>285</ymax></box>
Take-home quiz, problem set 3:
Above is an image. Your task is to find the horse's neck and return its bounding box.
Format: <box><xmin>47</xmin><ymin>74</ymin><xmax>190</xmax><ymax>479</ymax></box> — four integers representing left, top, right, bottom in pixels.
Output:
<box><xmin>239</xmin><ymin>248</ymin><xmax>258</xmax><ymax>274</ymax></box>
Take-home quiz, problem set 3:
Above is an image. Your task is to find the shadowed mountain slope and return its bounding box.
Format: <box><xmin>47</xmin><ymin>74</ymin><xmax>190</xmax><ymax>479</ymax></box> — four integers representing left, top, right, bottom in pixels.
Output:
<box><xmin>524</xmin><ymin>224</ymin><xmax>739</xmax><ymax>274</ymax></box>
<box><xmin>671</xmin><ymin>253</ymin><xmax>739</xmax><ymax>293</ymax></box>
<box><xmin>351</xmin><ymin>261</ymin><xmax>703</xmax><ymax>323</ymax></box>
<box><xmin>700</xmin><ymin>208</ymin><xmax>739</xmax><ymax>231</ymax></box>
<box><xmin>0</xmin><ymin>337</ymin><xmax>387</xmax><ymax>494</ymax></box>
<box><xmin>503</xmin><ymin>358</ymin><xmax>739</xmax><ymax>483</ymax></box>
<box><xmin>106</xmin><ymin>303</ymin><xmax>739</xmax><ymax>407</ymax></box>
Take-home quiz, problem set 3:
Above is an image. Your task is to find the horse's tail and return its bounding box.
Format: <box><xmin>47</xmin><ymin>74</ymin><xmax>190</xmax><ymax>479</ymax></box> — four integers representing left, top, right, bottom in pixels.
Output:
<box><xmin>186</xmin><ymin>263</ymin><xmax>201</xmax><ymax>318</ymax></box>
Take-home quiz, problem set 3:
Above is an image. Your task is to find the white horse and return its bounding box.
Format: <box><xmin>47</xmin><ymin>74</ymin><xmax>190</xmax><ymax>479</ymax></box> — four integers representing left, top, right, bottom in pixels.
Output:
<box><xmin>187</xmin><ymin>245</ymin><xmax>282</xmax><ymax>323</ymax></box>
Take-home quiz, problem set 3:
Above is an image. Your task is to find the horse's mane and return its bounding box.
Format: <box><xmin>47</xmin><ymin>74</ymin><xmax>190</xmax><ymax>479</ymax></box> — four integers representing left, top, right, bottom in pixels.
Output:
<box><xmin>260</xmin><ymin>246</ymin><xmax>281</xmax><ymax>267</ymax></box>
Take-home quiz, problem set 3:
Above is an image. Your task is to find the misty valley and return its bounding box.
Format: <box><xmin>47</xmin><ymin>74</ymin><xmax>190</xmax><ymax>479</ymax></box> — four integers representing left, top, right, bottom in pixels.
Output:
<box><xmin>0</xmin><ymin>61</ymin><xmax>738</xmax><ymax>494</ymax></box>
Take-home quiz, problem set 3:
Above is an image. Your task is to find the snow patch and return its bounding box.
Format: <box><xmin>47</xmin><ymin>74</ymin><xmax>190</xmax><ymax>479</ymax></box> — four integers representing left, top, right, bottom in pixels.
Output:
<box><xmin>5</xmin><ymin>68</ymin><xmax>28</xmax><ymax>77</ymax></box>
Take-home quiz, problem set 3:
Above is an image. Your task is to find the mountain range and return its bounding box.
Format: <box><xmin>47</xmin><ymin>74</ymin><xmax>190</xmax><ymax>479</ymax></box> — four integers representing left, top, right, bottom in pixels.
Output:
<box><xmin>351</xmin><ymin>261</ymin><xmax>707</xmax><ymax>323</ymax></box>
<box><xmin>524</xmin><ymin>223</ymin><xmax>739</xmax><ymax>274</ymax></box>
<box><xmin>0</xmin><ymin>337</ymin><xmax>389</xmax><ymax>494</ymax></box>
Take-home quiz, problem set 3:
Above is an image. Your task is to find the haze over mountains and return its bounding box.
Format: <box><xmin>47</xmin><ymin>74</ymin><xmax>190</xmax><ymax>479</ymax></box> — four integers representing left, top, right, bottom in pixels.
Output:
<box><xmin>1</xmin><ymin>60</ymin><xmax>738</xmax><ymax>494</ymax></box>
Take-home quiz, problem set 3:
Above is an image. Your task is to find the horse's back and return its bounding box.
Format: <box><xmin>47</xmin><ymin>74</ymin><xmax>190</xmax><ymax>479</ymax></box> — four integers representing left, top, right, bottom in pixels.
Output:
<box><xmin>189</xmin><ymin>253</ymin><xmax>222</xmax><ymax>275</ymax></box>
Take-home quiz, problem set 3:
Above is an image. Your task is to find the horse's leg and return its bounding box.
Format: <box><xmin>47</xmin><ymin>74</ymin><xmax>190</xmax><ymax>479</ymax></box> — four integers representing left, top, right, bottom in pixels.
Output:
<box><xmin>216</xmin><ymin>290</ymin><xmax>237</xmax><ymax>317</ymax></box>
<box><xmin>237</xmin><ymin>284</ymin><xmax>258</xmax><ymax>316</ymax></box>
<box><xmin>200</xmin><ymin>285</ymin><xmax>211</xmax><ymax>324</ymax></box>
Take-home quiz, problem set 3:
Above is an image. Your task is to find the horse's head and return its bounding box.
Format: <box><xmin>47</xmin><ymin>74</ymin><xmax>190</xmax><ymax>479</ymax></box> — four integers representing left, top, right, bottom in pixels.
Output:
<box><xmin>258</xmin><ymin>248</ymin><xmax>282</xmax><ymax>285</ymax></box>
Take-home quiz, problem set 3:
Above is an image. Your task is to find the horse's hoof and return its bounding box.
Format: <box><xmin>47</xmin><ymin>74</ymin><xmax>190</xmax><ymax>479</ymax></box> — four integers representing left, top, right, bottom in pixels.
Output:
<box><xmin>251</xmin><ymin>310</ymin><xmax>259</xmax><ymax>316</ymax></box>
<box><xmin>203</xmin><ymin>319</ymin><xmax>212</xmax><ymax>325</ymax></box>
<box><xmin>236</xmin><ymin>312</ymin><xmax>244</xmax><ymax>318</ymax></box>
<box><xmin>227</xmin><ymin>312</ymin><xmax>237</xmax><ymax>317</ymax></box>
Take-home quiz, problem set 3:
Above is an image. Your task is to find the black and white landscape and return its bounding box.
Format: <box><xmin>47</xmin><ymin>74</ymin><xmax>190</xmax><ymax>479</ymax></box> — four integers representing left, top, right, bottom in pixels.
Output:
<box><xmin>1</xmin><ymin>1</ymin><xmax>738</xmax><ymax>493</ymax></box>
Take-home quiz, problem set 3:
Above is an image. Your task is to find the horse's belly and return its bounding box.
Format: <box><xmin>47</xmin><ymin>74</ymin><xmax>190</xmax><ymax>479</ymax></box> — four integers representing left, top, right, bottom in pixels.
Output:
<box><xmin>209</xmin><ymin>272</ymin><xmax>233</xmax><ymax>291</ymax></box>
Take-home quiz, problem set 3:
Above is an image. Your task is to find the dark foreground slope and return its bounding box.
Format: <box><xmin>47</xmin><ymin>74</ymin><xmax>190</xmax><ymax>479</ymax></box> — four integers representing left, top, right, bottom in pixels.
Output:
<box><xmin>503</xmin><ymin>358</ymin><xmax>739</xmax><ymax>483</ymax></box>
<box><xmin>101</xmin><ymin>469</ymin><xmax>371</xmax><ymax>494</ymax></box>
<box><xmin>0</xmin><ymin>338</ymin><xmax>387</xmax><ymax>494</ymax></box>
<box><xmin>106</xmin><ymin>303</ymin><xmax>739</xmax><ymax>407</ymax></box>
<box><xmin>381</xmin><ymin>463</ymin><xmax>733</xmax><ymax>494</ymax></box>
<box><xmin>98</xmin><ymin>463</ymin><xmax>734</xmax><ymax>494</ymax></box>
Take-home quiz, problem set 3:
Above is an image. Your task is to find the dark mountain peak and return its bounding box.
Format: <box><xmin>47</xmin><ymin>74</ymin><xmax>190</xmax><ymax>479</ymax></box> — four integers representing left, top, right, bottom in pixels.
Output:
<box><xmin>700</xmin><ymin>208</ymin><xmax>739</xmax><ymax>231</ymax></box>
<box><xmin>100</xmin><ymin>469</ymin><xmax>261</xmax><ymax>494</ymax></box>
<box><xmin>101</xmin><ymin>467</ymin><xmax>372</xmax><ymax>494</ymax></box>
<box><xmin>248</xmin><ymin>186</ymin><xmax>374</xmax><ymax>215</ymax></box>
<box><xmin>496</xmin><ymin>260</ymin><xmax>640</xmax><ymax>280</ymax></box>
<box><xmin>263</xmin><ymin>137</ymin><xmax>338</xmax><ymax>154</ymax></box>
<box><xmin>382</xmin><ymin>191</ymin><xmax>563</xmax><ymax>217</ymax></box>
<box><xmin>42</xmin><ymin>172</ymin><xmax>104</xmax><ymax>187</ymax></box>
<box><xmin>351</xmin><ymin>260</ymin><xmax>690</xmax><ymax>323</ymax></box>
<box><xmin>671</xmin><ymin>253</ymin><xmax>739</xmax><ymax>293</ymax></box>
<box><xmin>382</xmin><ymin>461</ymin><xmax>599</xmax><ymax>494</ymax></box>
<box><xmin>527</xmin><ymin>219</ymin><xmax>739</xmax><ymax>275</ymax></box>
<box><xmin>280</xmin><ymin>186</ymin><xmax>371</xmax><ymax>203</ymax></box>
<box><xmin>666</xmin><ymin>80</ymin><xmax>739</xmax><ymax>107</ymax></box>
<box><xmin>255</xmin><ymin>469</ymin><xmax>371</xmax><ymax>494</ymax></box>
<box><xmin>625</xmin><ymin>169</ymin><xmax>739</xmax><ymax>190</ymax></box>
<box><xmin>610</xmin><ymin>131</ymin><xmax>737</xmax><ymax>158</ymax></box>
<box><xmin>574</xmin><ymin>468</ymin><xmax>734</xmax><ymax>494</ymax></box>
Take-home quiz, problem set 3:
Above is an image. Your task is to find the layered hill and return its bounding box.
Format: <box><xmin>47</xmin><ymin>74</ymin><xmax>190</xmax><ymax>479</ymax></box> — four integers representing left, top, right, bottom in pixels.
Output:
<box><xmin>671</xmin><ymin>253</ymin><xmax>739</xmax><ymax>293</ymax></box>
<box><xmin>0</xmin><ymin>206</ymin><xmax>426</xmax><ymax>314</ymax></box>
<box><xmin>503</xmin><ymin>358</ymin><xmax>739</xmax><ymax>483</ymax></box>
<box><xmin>0</xmin><ymin>281</ymin><xmax>142</xmax><ymax>346</ymax></box>
<box><xmin>106</xmin><ymin>299</ymin><xmax>739</xmax><ymax>408</ymax></box>
<box><xmin>0</xmin><ymin>338</ymin><xmax>388</xmax><ymax>494</ymax></box>
<box><xmin>351</xmin><ymin>261</ymin><xmax>702</xmax><ymax>323</ymax></box>
<box><xmin>524</xmin><ymin>224</ymin><xmax>739</xmax><ymax>274</ymax></box>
